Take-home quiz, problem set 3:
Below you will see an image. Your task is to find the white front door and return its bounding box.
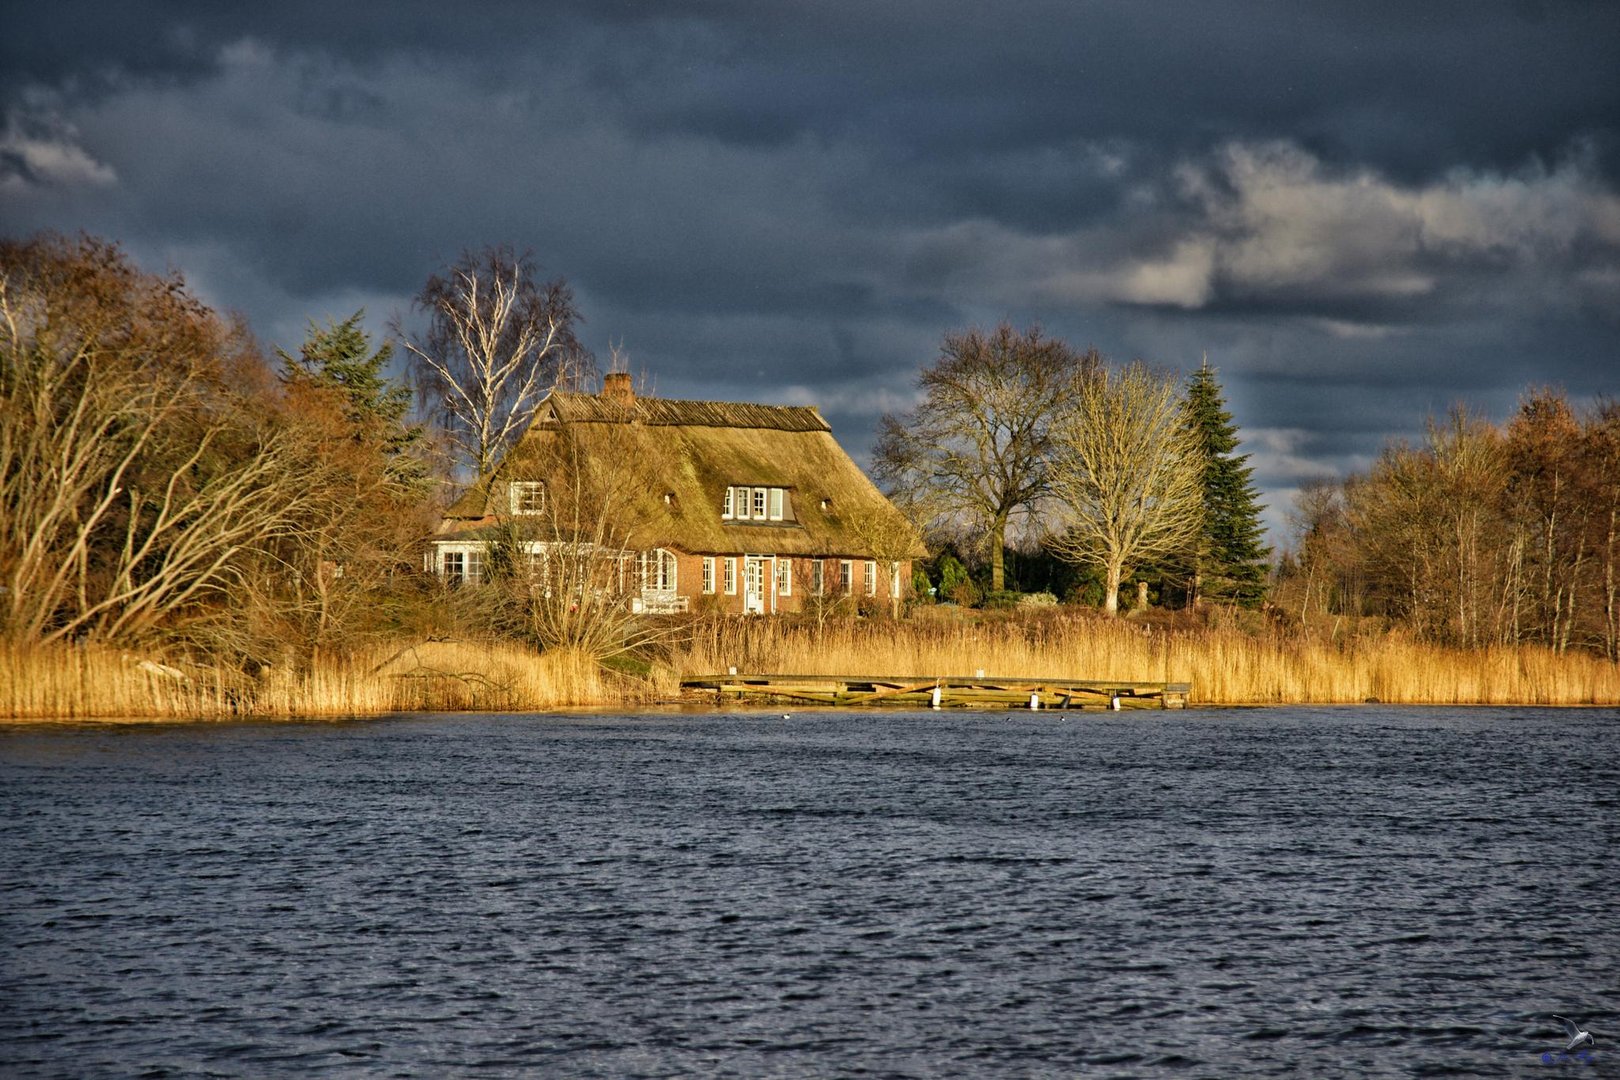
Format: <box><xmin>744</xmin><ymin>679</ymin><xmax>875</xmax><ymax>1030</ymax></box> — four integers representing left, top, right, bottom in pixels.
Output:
<box><xmin>743</xmin><ymin>555</ymin><xmax>767</xmax><ymax>614</ymax></box>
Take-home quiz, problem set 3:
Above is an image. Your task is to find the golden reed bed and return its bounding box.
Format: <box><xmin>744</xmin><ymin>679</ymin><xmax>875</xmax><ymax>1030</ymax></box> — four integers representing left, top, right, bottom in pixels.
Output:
<box><xmin>5</xmin><ymin>614</ymin><xmax>1618</xmax><ymax>720</ymax></box>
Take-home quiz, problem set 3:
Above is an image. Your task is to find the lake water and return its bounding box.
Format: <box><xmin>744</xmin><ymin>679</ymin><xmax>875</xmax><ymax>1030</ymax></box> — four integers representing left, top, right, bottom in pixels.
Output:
<box><xmin>2</xmin><ymin>707</ymin><xmax>1616</xmax><ymax>1077</ymax></box>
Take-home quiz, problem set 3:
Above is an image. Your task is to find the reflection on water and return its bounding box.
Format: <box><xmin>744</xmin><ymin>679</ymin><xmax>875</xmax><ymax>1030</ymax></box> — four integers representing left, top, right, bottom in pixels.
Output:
<box><xmin>2</xmin><ymin>707</ymin><xmax>1617</xmax><ymax>1077</ymax></box>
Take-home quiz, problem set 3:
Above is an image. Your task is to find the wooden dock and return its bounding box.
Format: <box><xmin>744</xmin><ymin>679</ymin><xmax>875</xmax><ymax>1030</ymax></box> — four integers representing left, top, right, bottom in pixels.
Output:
<box><xmin>679</xmin><ymin>673</ymin><xmax>1190</xmax><ymax>710</ymax></box>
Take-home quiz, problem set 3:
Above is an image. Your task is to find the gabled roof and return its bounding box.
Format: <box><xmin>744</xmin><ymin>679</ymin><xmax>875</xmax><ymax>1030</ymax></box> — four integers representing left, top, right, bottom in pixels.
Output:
<box><xmin>440</xmin><ymin>388</ymin><xmax>926</xmax><ymax>560</ymax></box>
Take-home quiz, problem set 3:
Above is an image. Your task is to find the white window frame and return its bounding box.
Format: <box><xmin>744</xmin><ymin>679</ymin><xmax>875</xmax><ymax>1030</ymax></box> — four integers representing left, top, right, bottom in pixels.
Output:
<box><xmin>639</xmin><ymin>549</ymin><xmax>677</xmax><ymax>592</ymax></box>
<box><xmin>702</xmin><ymin>557</ymin><xmax>716</xmax><ymax>594</ymax></box>
<box><xmin>840</xmin><ymin>560</ymin><xmax>853</xmax><ymax>594</ymax></box>
<box><xmin>723</xmin><ymin>485</ymin><xmax>791</xmax><ymax>524</ymax></box>
<box><xmin>724</xmin><ymin>557</ymin><xmax>737</xmax><ymax>595</ymax></box>
<box><xmin>438</xmin><ymin>545</ymin><xmax>485</xmax><ymax>585</ymax></box>
<box><xmin>811</xmin><ymin>561</ymin><xmax>824</xmax><ymax>595</ymax></box>
<box><xmin>777</xmin><ymin>557</ymin><xmax>791</xmax><ymax>596</ymax></box>
<box><xmin>509</xmin><ymin>480</ymin><xmax>545</xmax><ymax>516</ymax></box>
<box><xmin>864</xmin><ymin>560</ymin><xmax>876</xmax><ymax>596</ymax></box>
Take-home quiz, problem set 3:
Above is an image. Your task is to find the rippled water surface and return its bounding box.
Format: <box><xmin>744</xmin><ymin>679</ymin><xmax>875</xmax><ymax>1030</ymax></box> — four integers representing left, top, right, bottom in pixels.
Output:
<box><xmin>3</xmin><ymin>707</ymin><xmax>1617</xmax><ymax>1077</ymax></box>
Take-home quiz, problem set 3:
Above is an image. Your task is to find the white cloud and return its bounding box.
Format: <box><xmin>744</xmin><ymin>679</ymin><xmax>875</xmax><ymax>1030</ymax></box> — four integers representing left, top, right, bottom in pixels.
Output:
<box><xmin>1310</xmin><ymin>318</ymin><xmax>1402</xmax><ymax>340</ymax></box>
<box><xmin>1191</xmin><ymin>140</ymin><xmax>1620</xmax><ymax>301</ymax></box>
<box><xmin>1110</xmin><ymin>237</ymin><xmax>1216</xmax><ymax>308</ymax></box>
<box><xmin>0</xmin><ymin>111</ymin><xmax>118</xmax><ymax>193</ymax></box>
<box><xmin>889</xmin><ymin>140</ymin><xmax>1620</xmax><ymax>325</ymax></box>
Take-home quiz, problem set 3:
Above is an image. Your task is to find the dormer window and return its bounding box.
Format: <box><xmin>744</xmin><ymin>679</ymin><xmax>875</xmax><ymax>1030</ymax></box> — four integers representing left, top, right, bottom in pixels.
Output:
<box><xmin>509</xmin><ymin>481</ymin><xmax>545</xmax><ymax>516</ymax></box>
<box><xmin>721</xmin><ymin>485</ymin><xmax>790</xmax><ymax>523</ymax></box>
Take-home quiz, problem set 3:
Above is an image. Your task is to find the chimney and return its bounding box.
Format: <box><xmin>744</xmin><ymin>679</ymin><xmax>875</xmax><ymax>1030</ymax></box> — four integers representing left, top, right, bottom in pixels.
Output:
<box><xmin>602</xmin><ymin>371</ymin><xmax>634</xmax><ymax>406</ymax></box>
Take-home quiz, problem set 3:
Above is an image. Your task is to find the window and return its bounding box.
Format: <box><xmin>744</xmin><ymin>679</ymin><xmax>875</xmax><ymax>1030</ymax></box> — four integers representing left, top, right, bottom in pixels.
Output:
<box><xmin>509</xmin><ymin>481</ymin><xmax>544</xmax><ymax>516</ymax></box>
<box><xmin>724</xmin><ymin>557</ymin><xmax>737</xmax><ymax>595</ymax></box>
<box><xmin>811</xmin><ymin>561</ymin><xmax>824</xmax><ymax>595</ymax></box>
<box><xmin>890</xmin><ymin>561</ymin><xmax>902</xmax><ymax>598</ymax></box>
<box><xmin>442</xmin><ymin>549</ymin><xmax>483</xmax><ymax>585</ymax></box>
<box><xmin>722</xmin><ymin>485</ymin><xmax>791</xmax><ymax>523</ymax></box>
<box><xmin>777</xmin><ymin>558</ymin><xmax>791</xmax><ymax>596</ymax></box>
<box><xmin>840</xmin><ymin>560</ymin><xmax>853</xmax><ymax>594</ymax></box>
<box><xmin>638</xmin><ymin>549</ymin><xmax>677</xmax><ymax>592</ymax></box>
<box><xmin>864</xmin><ymin>560</ymin><xmax>876</xmax><ymax>596</ymax></box>
<box><xmin>702</xmin><ymin>557</ymin><xmax>716</xmax><ymax>594</ymax></box>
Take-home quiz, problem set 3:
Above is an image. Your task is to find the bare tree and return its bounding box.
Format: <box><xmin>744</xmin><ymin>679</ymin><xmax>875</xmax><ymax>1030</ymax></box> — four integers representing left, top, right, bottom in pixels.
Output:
<box><xmin>1590</xmin><ymin>400</ymin><xmax>1620</xmax><ymax>661</ymax></box>
<box><xmin>1505</xmin><ymin>388</ymin><xmax>1591</xmax><ymax>651</ymax></box>
<box><xmin>1343</xmin><ymin>408</ymin><xmax>1514</xmax><ymax>646</ymax></box>
<box><xmin>1282</xmin><ymin>477</ymin><xmax>1355</xmax><ymax>627</ymax></box>
<box><xmin>1046</xmin><ymin>362</ymin><xmax>1204</xmax><ymax>616</ymax></box>
<box><xmin>873</xmin><ymin>323</ymin><xmax>1095</xmax><ymax>592</ymax></box>
<box><xmin>0</xmin><ymin>235</ymin><xmax>338</xmax><ymax>647</ymax></box>
<box><xmin>400</xmin><ymin>245</ymin><xmax>589</xmax><ymax>479</ymax></box>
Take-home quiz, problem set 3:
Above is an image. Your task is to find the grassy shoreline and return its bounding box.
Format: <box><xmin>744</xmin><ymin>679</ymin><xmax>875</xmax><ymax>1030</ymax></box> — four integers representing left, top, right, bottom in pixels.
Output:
<box><xmin>6</xmin><ymin>612</ymin><xmax>1619</xmax><ymax>721</ymax></box>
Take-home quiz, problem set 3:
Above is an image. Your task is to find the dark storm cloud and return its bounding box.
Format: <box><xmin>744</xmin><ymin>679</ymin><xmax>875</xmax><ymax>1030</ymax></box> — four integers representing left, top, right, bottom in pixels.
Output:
<box><xmin>3</xmin><ymin>1</ymin><xmax>1617</xmax><ymax>546</ymax></box>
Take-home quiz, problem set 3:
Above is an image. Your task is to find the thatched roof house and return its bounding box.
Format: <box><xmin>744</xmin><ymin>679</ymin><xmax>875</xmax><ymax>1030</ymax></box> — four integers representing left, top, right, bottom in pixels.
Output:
<box><xmin>428</xmin><ymin>374</ymin><xmax>925</xmax><ymax>614</ymax></box>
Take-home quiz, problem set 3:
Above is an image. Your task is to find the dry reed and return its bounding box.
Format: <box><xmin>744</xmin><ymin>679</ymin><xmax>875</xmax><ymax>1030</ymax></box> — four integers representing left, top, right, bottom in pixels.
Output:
<box><xmin>0</xmin><ymin>639</ymin><xmax>657</xmax><ymax>721</ymax></box>
<box><xmin>670</xmin><ymin>613</ymin><xmax>1620</xmax><ymax>706</ymax></box>
<box><xmin>7</xmin><ymin>612</ymin><xmax>1618</xmax><ymax>721</ymax></box>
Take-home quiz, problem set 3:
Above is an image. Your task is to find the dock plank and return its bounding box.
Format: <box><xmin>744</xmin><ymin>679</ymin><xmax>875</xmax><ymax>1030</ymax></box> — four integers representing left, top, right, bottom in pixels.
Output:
<box><xmin>682</xmin><ymin>673</ymin><xmax>1191</xmax><ymax>709</ymax></box>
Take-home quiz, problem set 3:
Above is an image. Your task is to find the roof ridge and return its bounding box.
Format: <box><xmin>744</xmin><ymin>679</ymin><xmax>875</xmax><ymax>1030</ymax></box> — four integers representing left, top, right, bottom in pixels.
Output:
<box><xmin>548</xmin><ymin>390</ymin><xmax>830</xmax><ymax>432</ymax></box>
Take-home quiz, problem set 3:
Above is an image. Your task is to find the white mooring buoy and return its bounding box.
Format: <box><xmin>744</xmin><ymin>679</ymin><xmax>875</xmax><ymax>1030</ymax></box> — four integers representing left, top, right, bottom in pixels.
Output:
<box><xmin>1029</xmin><ymin>692</ymin><xmax>1040</xmax><ymax>710</ymax></box>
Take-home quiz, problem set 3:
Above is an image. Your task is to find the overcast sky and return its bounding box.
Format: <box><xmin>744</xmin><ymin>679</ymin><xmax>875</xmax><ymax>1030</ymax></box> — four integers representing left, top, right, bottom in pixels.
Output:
<box><xmin>4</xmin><ymin>1</ymin><xmax>1617</xmax><ymax>545</ymax></box>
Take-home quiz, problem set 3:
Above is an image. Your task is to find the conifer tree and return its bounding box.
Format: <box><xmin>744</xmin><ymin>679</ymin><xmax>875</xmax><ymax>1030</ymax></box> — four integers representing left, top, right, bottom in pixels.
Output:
<box><xmin>1183</xmin><ymin>359</ymin><xmax>1269</xmax><ymax>606</ymax></box>
<box><xmin>279</xmin><ymin>311</ymin><xmax>426</xmax><ymax>488</ymax></box>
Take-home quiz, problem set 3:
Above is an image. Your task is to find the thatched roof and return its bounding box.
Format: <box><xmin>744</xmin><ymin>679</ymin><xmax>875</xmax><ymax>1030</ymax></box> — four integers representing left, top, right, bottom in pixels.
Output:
<box><xmin>439</xmin><ymin>388</ymin><xmax>927</xmax><ymax>560</ymax></box>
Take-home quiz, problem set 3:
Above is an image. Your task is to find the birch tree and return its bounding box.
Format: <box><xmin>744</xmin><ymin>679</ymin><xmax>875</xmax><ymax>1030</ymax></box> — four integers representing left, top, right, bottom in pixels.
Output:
<box><xmin>1046</xmin><ymin>362</ymin><xmax>1203</xmax><ymax>616</ymax></box>
<box><xmin>401</xmin><ymin>245</ymin><xmax>589</xmax><ymax>479</ymax></box>
<box><xmin>1589</xmin><ymin>400</ymin><xmax>1620</xmax><ymax>661</ymax></box>
<box><xmin>1505</xmin><ymin>389</ymin><xmax>1588</xmax><ymax>650</ymax></box>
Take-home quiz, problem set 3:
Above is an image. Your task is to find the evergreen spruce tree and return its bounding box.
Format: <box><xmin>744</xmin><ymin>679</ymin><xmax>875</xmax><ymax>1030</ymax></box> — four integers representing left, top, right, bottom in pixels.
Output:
<box><xmin>278</xmin><ymin>311</ymin><xmax>427</xmax><ymax>488</ymax></box>
<box><xmin>1183</xmin><ymin>358</ymin><xmax>1270</xmax><ymax>606</ymax></box>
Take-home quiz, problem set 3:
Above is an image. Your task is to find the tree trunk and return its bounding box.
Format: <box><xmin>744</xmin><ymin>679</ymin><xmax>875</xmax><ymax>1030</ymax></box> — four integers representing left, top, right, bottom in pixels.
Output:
<box><xmin>1605</xmin><ymin>505</ymin><xmax>1618</xmax><ymax>661</ymax></box>
<box><xmin>989</xmin><ymin>510</ymin><xmax>1008</xmax><ymax>593</ymax></box>
<box><xmin>1103</xmin><ymin>560</ymin><xmax>1122</xmax><ymax>616</ymax></box>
